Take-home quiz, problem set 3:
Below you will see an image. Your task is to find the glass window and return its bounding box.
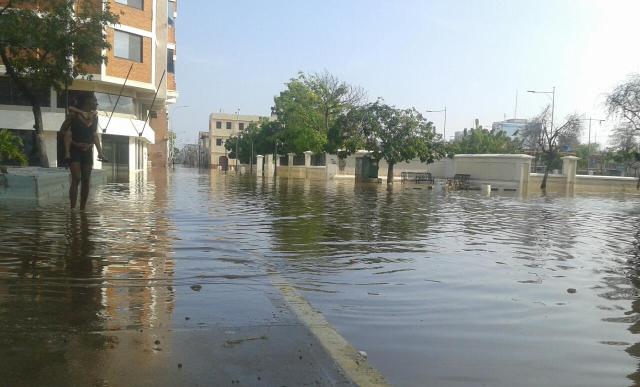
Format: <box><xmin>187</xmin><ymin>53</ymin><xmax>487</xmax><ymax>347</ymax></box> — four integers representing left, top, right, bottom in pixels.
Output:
<box><xmin>114</xmin><ymin>30</ymin><xmax>143</xmax><ymax>62</ymax></box>
<box><xmin>239</xmin><ymin>123</ymin><xmax>245</xmax><ymax>131</ymax></box>
<box><xmin>226</xmin><ymin>122</ymin><xmax>232</xmax><ymax>130</ymax></box>
<box><xmin>0</xmin><ymin>77</ymin><xmax>50</xmax><ymax>107</ymax></box>
<box><xmin>216</xmin><ymin>121</ymin><xmax>222</xmax><ymax>129</ymax></box>
<box><xmin>216</xmin><ymin>139</ymin><xmax>223</xmax><ymax>146</ymax></box>
<box><xmin>167</xmin><ymin>48</ymin><xmax>175</xmax><ymax>73</ymax></box>
<box><xmin>58</xmin><ymin>90</ymin><xmax>136</xmax><ymax>116</ymax></box>
<box><xmin>168</xmin><ymin>1</ymin><xmax>175</xmax><ymax>26</ymax></box>
<box><xmin>115</xmin><ymin>0</ymin><xmax>143</xmax><ymax>10</ymax></box>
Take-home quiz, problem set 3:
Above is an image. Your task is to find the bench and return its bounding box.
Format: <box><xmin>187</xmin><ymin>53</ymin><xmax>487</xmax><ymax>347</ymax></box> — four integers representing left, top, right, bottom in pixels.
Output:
<box><xmin>451</xmin><ymin>174</ymin><xmax>470</xmax><ymax>190</ymax></box>
<box><xmin>401</xmin><ymin>172</ymin><xmax>434</xmax><ymax>184</ymax></box>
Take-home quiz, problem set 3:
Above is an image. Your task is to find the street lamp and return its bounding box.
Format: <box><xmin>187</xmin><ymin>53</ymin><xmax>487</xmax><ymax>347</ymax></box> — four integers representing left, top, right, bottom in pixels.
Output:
<box><xmin>426</xmin><ymin>107</ymin><xmax>447</xmax><ymax>141</ymax></box>
<box><xmin>527</xmin><ymin>87</ymin><xmax>555</xmax><ymax>133</ymax></box>
<box><xmin>527</xmin><ymin>87</ymin><xmax>555</xmax><ymax>172</ymax></box>
<box><xmin>579</xmin><ymin>117</ymin><xmax>605</xmax><ymax>172</ymax></box>
<box><xmin>235</xmin><ymin>108</ymin><xmax>240</xmax><ymax>174</ymax></box>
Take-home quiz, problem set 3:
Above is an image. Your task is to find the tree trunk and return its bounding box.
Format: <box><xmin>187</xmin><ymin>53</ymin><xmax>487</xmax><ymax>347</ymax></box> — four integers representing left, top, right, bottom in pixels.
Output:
<box><xmin>32</xmin><ymin>103</ymin><xmax>49</xmax><ymax>167</ymax></box>
<box><xmin>387</xmin><ymin>162</ymin><xmax>394</xmax><ymax>184</ymax></box>
<box><xmin>541</xmin><ymin>169</ymin><xmax>549</xmax><ymax>190</ymax></box>
<box><xmin>0</xmin><ymin>47</ymin><xmax>49</xmax><ymax>167</ymax></box>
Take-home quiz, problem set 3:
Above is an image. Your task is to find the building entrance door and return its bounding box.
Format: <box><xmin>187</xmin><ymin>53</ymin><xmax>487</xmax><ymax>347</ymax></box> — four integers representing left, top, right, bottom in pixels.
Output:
<box><xmin>102</xmin><ymin>135</ymin><xmax>130</xmax><ymax>182</ymax></box>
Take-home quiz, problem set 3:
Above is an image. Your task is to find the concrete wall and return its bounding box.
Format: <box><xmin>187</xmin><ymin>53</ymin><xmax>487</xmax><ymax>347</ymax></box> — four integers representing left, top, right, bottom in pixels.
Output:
<box><xmin>337</xmin><ymin>153</ymin><xmax>453</xmax><ymax>177</ymax></box>
<box><xmin>575</xmin><ymin>175</ymin><xmax>638</xmax><ymax>193</ymax></box>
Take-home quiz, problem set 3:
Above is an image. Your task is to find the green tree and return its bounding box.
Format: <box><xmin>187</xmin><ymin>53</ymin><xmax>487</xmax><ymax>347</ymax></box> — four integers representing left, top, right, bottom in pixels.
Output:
<box><xmin>272</xmin><ymin>71</ymin><xmax>364</xmax><ymax>154</ymax></box>
<box><xmin>0</xmin><ymin>129</ymin><xmax>27</xmax><ymax>166</ymax></box>
<box><xmin>0</xmin><ymin>1</ymin><xmax>118</xmax><ymax>167</ymax></box>
<box><xmin>447</xmin><ymin>127</ymin><xmax>522</xmax><ymax>156</ymax></box>
<box><xmin>361</xmin><ymin>101</ymin><xmax>445</xmax><ymax>184</ymax></box>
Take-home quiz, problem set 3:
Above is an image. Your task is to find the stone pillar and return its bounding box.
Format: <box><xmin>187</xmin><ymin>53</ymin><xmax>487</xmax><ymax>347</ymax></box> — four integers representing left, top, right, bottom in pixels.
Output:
<box><xmin>287</xmin><ymin>153</ymin><xmax>295</xmax><ymax>167</ymax></box>
<box><xmin>304</xmin><ymin>151</ymin><xmax>313</xmax><ymax>167</ymax></box>
<box><xmin>256</xmin><ymin>155</ymin><xmax>264</xmax><ymax>177</ymax></box>
<box><xmin>562</xmin><ymin>156</ymin><xmax>579</xmax><ymax>195</ymax></box>
<box><xmin>326</xmin><ymin>153</ymin><xmax>338</xmax><ymax>179</ymax></box>
<box><xmin>265</xmin><ymin>154</ymin><xmax>274</xmax><ymax>177</ymax></box>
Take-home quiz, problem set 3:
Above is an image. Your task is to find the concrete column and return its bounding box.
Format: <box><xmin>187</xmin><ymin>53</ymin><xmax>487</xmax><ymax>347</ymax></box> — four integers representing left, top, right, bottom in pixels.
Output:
<box><xmin>287</xmin><ymin>153</ymin><xmax>295</xmax><ymax>167</ymax></box>
<box><xmin>265</xmin><ymin>154</ymin><xmax>274</xmax><ymax>177</ymax></box>
<box><xmin>326</xmin><ymin>153</ymin><xmax>338</xmax><ymax>179</ymax></box>
<box><xmin>256</xmin><ymin>155</ymin><xmax>264</xmax><ymax>177</ymax></box>
<box><xmin>562</xmin><ymin>156</ymin><xmax>579</xmax><ymax>195</ymax></box>
<box><xmin>304</xmin><ymin>151</ymin><xmax>313</xmax><ymax>167</ymax></box>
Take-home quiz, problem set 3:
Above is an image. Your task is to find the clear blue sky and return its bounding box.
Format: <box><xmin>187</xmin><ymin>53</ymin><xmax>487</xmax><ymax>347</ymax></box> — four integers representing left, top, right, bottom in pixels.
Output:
<box><xmin>172</xmin><ymin>0</ymin><xmax>640</xmax><ymax>146</ymax></box>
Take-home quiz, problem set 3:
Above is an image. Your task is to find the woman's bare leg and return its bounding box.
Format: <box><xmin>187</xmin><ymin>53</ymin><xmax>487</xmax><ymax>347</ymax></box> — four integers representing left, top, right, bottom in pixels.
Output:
<box><xmin>80</xmin><ymin>163</ymin><xmax>93</xmax><ymax>210</ymax></box>
<box><xmin>69</xmin><ymin>162</ymin><xmax>81</xmax><ymax>208</ymax></box>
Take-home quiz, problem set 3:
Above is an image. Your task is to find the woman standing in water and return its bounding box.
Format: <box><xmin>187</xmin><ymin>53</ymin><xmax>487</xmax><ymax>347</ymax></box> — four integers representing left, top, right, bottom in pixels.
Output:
<box><xmin>61</xmin><ymin>93</ymin><xmax>107</xmax><ymax>210</ymax></box>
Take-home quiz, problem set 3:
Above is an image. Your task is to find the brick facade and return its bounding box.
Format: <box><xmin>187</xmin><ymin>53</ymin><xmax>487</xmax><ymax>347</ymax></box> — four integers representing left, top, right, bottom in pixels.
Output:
<box><xmin>110</xmin><ymin>0</ymin><xmax>152</xmax><ymax>32</ymax></box>
<box><xmin>105</xmin><ymin>28</ymin><xmax>152</xmax><ymax>84</ymax></box>
<box><xmin>149</xmin><ymin>108</ymin><xmax>169</xmax><ymax>168</ymax></box>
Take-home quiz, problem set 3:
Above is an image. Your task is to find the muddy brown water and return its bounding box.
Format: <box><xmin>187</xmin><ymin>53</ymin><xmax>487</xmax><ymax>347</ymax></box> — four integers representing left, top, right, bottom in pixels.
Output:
<box><xmin>1</xmin><ymin>167</ymin><xmax>640</xmax><ymax>386</ymax></box>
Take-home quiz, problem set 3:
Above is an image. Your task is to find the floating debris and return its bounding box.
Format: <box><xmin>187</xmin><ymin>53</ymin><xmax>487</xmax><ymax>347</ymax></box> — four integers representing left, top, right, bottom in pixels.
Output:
<box><xmin>190</xmin><ymin>284</ymin><xmax>202</xmax><ymax>292</ymax></box>
<box><xmin>567</xmin><ymin>288</ymin><xmax>577</xmax><ymax>294</ymax></box>
<box><xmin>223</xmin><ymin>336</ymin><xmax>267</xmax><ymax>348</ymax></box>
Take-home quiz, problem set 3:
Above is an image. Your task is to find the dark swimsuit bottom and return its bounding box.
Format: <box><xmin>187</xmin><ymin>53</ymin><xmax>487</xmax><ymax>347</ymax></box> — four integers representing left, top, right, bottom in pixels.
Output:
<box><xmin>69</xmin><ymin>115</ymin><xmax>96</xmax><ymax>166</ymax></box>
<box><xmin>70</xmin><ymin>145</ymin><xmax>93</xmax><ymax>165</ymax></box>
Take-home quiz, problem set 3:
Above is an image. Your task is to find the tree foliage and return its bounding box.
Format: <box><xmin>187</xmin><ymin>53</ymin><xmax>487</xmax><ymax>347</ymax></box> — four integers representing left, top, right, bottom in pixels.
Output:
<box><xmin>0</xmin><ymin>129</ymin><xmax>27</xmax><ymax>166</ymax></box>
<box><xmin>607</xmin><ymin>74</ymin><xmax>640</xmax><ymax>131</ymax></box>
<box><xmin>0</xmin><ymin>1</ymin><xmax>118</xmax><ymax>166</ymax></box>
<box><xmin>447</xmin><ymin>127</ymin><xmax>522</xmax><ymax>156</ymax></box>
<box><xmin>272</xmin><ymin>71</ymin><xmax>365</xmax><ymax>154</ymax></box>
<box><xmin>359</xmin><ymin>101</ymin><xmax>445</xmax><ymax>183</ymax></box>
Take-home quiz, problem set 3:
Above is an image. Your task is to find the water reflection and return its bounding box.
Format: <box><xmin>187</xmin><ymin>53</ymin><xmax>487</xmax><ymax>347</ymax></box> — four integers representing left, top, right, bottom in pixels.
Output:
<box><xmin>0</xmin><ymin>170</ymin><xmax>175</xmax><ymax>386</ymax></box>
<box><xmin>1</xmin><ymin>168</ymin><xmax>640</xmax><ymax>387</ymax></box>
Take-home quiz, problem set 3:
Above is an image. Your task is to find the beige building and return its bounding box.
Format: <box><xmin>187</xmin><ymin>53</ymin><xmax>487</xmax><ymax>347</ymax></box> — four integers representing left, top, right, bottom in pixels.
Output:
<box><xmin>208</xmin><ymin>113</ymin><xmax>267</xmax><ymax>170</ymax></box>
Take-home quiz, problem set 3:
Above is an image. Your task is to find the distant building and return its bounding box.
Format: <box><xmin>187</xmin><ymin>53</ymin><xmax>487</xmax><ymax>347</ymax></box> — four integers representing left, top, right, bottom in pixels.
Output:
<box><xmin>492</xmin><ymin>119</ymin><xmax>529</xmax><ymax>138</ymax></box>
<box><xmin>454</xmin><ymin>131</ymin><xmax>465</xmax><ymax>141</ymax></box>
<box><xmin>208</xmin><ymin>112</ymin><xmax>267</xmax><ymax>170</ymax></box>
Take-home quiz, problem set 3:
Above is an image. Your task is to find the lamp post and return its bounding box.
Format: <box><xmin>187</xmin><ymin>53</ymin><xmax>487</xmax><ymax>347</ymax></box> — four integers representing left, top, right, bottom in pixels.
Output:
<box><xmin>527</xmin><ymin>87</ymin><xmax>555</xmax><ymax>172</ymax></box>
<box><xmin>235</xmin><ymin>108</ymin><xmax>240</xmax><ymax>174</ymax></box>
<box><xmin>426</xmin><ymin>107</ymin><xmax>447</xmax><ymax>141</ymax></box>
<box><xmin>579</xmin><ymin>117</ymin><xmax>605</xmax><ymax>172</ymax></box>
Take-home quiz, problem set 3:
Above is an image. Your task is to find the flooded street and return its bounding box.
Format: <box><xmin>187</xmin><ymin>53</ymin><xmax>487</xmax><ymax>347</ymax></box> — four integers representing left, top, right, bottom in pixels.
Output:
<box><xmin>1</xmin><ymin>167</ymin><xmax>640</xmax><ymax>386</ymax></box>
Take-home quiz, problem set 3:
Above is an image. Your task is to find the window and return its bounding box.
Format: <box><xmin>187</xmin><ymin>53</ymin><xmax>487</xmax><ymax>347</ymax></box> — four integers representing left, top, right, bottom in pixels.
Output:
<box><xmin>115</xmin><ymin>0</ymin><xmax>143</xmax><ymax>10</ymax></box>
<box><xmin>168</xmin><ymin>1</ymin><xmax>176</xmax><ymax>26</ymax></box>
<box><xmin>239</xmin><ymin>123</ymin><xmax>245</xmax><ymax>131</ymax></box>
<box><xmin>167</xmin><ymin>48</ymin><xmax>175</xmax><ymax>73</ymax></box>
<box><xmin>226</xmin><ymin>122</ymin><xmax>232</xmax><ymax>130</ymax></box>
<box><xmin>216</xmin><ymin>121</ymin><xmax>222</xmax><ymax>129</ymax></box>
<box><xmin>0</xmin><ymin>77</ymin><xmax>50</xmax><ymax>107</ymax></box>
<box><xmin>216</xmin><ymin>139</ymin><xmax>223</xmax><ymax>146</ymax></box>
<box><xmin>114</xmin><ymin>30</ymin><xmax>143</xmax><ymax>62</ymax></box>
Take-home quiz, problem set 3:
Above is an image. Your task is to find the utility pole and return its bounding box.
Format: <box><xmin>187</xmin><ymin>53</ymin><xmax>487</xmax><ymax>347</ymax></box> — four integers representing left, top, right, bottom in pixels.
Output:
<box><xmin>426</xmin><ymin>107</ymin><xmax>447</xmax><ymax>140</ymax></box>
<box><xmin>579</xmin><ymin>117</ymin><xmax>605</xmax><ymax>172</ymax></box>
<box><xmin>235</xmin><ymin>108</ymin><xmax>240</xmax><ymax>174</ymax></box>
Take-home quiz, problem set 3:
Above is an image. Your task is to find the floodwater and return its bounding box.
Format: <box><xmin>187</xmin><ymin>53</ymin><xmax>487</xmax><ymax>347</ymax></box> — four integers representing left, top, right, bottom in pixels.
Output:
<box><xmin>1</xmin><ymin>167</ymin><xmax>640</xmax><ymax>387</ymax></box>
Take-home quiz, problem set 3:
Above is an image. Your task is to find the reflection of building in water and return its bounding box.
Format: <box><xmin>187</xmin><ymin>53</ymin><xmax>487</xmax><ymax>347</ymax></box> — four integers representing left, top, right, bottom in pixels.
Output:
<box><xmin>0</xmin><ymin>170</ymin><xmax>175</xmax><ymax>385</ymax></box>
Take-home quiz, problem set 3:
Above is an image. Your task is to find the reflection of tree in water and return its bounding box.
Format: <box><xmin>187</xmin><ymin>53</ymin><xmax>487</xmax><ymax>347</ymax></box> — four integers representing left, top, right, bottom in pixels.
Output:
<box><xmin>268</xmin><ymin>180</ymin><xmax>436</xmax><ymax>272</ymax></box>
<box><xmin>624</xmin><ymin>227</ymin><xmax>640</xmax><ymax>385</ymax></box>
